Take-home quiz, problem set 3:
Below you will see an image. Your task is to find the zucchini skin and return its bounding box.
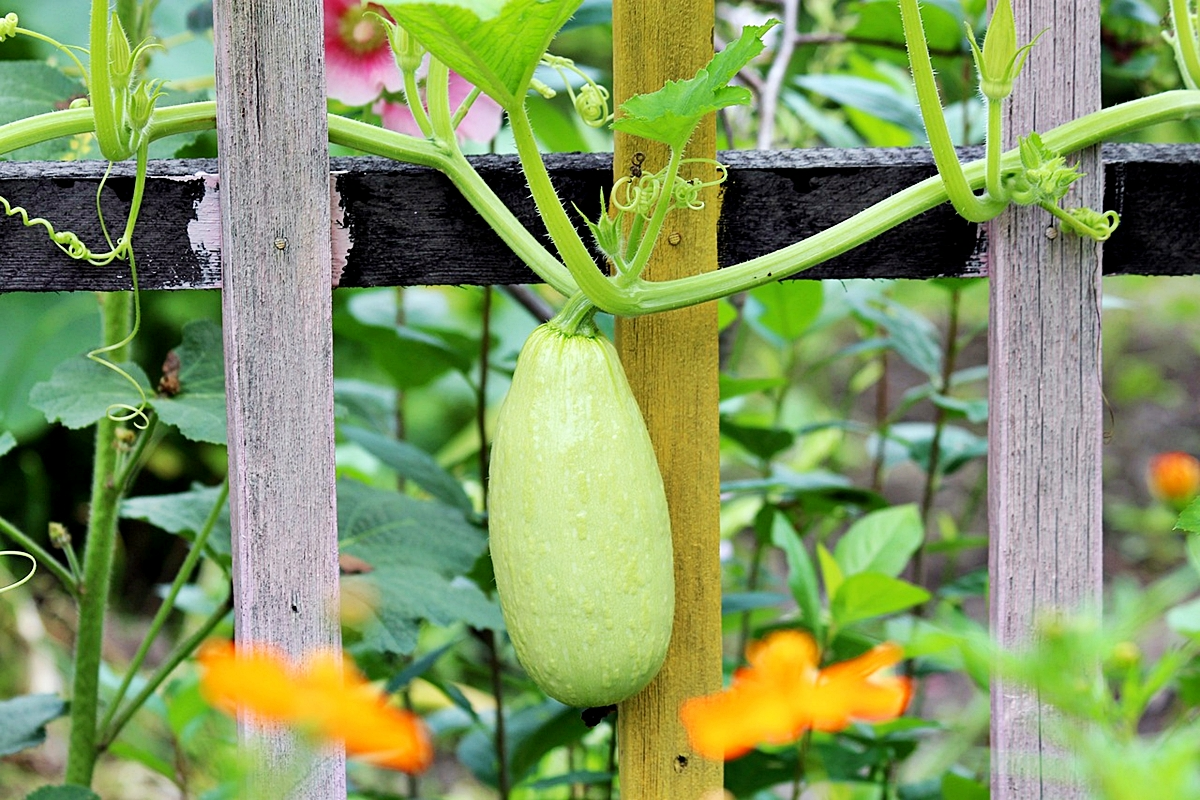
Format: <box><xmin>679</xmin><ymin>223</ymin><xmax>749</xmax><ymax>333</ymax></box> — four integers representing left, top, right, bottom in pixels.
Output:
<box><xmin>489</xmin><ymin>323</ymin><xmax>675</xmax><ymax>708</ymax></box>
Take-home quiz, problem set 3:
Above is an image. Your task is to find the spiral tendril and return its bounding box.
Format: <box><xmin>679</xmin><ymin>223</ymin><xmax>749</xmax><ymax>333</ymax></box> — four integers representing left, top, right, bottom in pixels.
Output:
<box><xmin>540</xmin><ymin>53</ymin><xmax>613</xmax><ymax>128</ymax></box>
<box><xmin>0</xmin><ymin>551</ymin><xmax>37</xmax><ymax>595</ymax></box>
<box><xmin>0</xmin><ymin>12</ymin><xmax>18</xmax><ymax>42</ymax></box>
<box><xmin>612</xmin><ymin>159</ymin><xmax>729</xmax><ymax>220</ymax></box>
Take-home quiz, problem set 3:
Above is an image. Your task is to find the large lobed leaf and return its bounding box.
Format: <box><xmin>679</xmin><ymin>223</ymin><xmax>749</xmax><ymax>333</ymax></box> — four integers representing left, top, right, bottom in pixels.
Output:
<box><xmin>379</xmin><ymin>0</ymin><xmax>583</xmax><ymax>109</ymax></box>
<box><xmin>28</xmin><ymin>357</ymin><xmax>152</xmax><ymax>430</ymax></box>
<box><xmin>338</xmin><ymin>479</ymin><xmax>502</xmax><ymax>654</ymax></box>
<box><xmin>153</xmin><ymin>319</ymin><xmax>227</xmax><ymax>445</ymax></box>
<box><xmin>613</xmin><ymin>22</ymin><xmax>776</xmax><ymax>150</ymax></box>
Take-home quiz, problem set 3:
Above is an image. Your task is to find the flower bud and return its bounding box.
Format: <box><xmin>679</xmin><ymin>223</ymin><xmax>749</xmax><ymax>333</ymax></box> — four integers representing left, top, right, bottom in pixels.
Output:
<box><xmin>48</xmin><ymin>522</ymin><xmax>71</xmax><ymax>549</ymax></box>
<box><xmin>1148</xmin><ymin>451</ymin><xmax>1200</xmax><ymax>504</ymax></box>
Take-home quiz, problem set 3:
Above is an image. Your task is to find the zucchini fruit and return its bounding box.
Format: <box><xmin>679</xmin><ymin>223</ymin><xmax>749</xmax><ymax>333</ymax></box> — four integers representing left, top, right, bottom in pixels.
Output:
<box><xmin>488</xmin><ymin>321</ymin><xmax>674</xmax><ymax>708</ymax></box>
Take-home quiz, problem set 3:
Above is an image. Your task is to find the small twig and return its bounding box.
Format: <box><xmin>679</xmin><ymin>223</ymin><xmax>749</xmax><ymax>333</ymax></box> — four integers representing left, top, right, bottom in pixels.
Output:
<box><xmin>913</xmin><ymin>287</ymin><xmax>962</xmax><ymax>594</ymax></box>
<box><xmin>501</xmin><ymin>284</ymin><xmax>554</xmax><ymax>323</ymax></box>
<box><xmin>870</xmin><ymin>349</ymin><xmax>889</xmax><ymax>493</ymax></box>
<box><xmin>758</xmin><ymin>0</ymin><xmax>801</xmax><ymax>149</ymax></box>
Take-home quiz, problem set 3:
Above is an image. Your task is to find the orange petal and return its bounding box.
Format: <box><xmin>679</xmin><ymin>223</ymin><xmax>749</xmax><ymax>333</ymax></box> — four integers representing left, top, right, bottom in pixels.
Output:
<box><xmin>300</xmin><ymin>651</ymin><xmax>434</xmax><ymax>773</ymax></box>
<box><xmin>809</xmin><ymin>643</ymin><xmax>911</xmax><ymax>731</ymax></box>
<box><xmin>197</xmin><ymin>640</ymin><xmax>302</xmax><ymax>722</ymax></box>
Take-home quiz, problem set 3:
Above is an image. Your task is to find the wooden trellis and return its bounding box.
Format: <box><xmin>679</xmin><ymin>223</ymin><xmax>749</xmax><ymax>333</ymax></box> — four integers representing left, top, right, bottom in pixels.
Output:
<box><xmin>0</xmin><ymin>0</ymin><xmax>1191</xmax><ymax>796</ymax></box>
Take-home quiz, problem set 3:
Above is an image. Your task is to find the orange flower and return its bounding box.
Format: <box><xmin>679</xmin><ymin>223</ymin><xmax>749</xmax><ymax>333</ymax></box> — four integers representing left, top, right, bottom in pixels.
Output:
<box><xmin>198</xmin><ymin>640</ymin><xmax>432</xmax><ymax>773</ymax></box>
<box><xmin>1147</xmin><ymin>452</ymin><xmax>1200</xmax><ymax>504</ymax></box>
<box><xmin>679</xmin><ymin>630</ymin><xmax>911</xmax><ymax>760</ymax></box>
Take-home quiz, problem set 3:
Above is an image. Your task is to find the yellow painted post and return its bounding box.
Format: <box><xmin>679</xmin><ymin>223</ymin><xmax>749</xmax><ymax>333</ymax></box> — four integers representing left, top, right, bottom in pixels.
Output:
<box><xmin>613</xmin><ymin>2</ymin><xmax>724</xmax><ymax>798</ymax></box>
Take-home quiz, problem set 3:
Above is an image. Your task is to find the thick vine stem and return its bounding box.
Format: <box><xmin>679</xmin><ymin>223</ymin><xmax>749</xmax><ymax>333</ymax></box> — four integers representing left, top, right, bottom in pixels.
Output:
<box><xmin>65</xmin><ymin>290</ymin><xmax>133</xmax><ymax>786</ymax></box>
<box><xmin>899</xmin><ymin>0</ymin><xmax>1008</xmax><ymax>222</ymax></box>
<box><xmin>547</xmin><ymin>291</ymin><xmax>600</xmax><ymax>336</ymax></box>
<box><xmin>1169</xmin><ymin>0</ymin><xmax>1200</xmax><ymax>90</ymax></box>
<box><xmin>3</xmin><ymin>90</ymin><xmax>1200</xmax><ymax>315</ymax></box>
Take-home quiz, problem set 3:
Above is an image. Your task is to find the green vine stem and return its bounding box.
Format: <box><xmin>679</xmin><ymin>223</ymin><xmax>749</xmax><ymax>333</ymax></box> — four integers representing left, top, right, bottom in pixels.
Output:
<box><xmin>2</xmin><ymin>90</ymin><xmax>1200</xmax><ymax>317</ymax></box>
<box><xmin>1169</xmin><ymin>0</ymin><xmax>1200</xmax><ymax>90</ymax></box>
<box><xmin>899</xmin><ymin>0</ymin><xmax>1008</xmax><ymax>222</ymax></box>
<box><xmin>65</xmin><ymin>289</ymin><xmax>133</xmax><ymax>786</ymax></box>
<box><xmin>0</xmin><ymin>514</ymin><xmax>79</xmax><ymax>598</ymax></box>
<box><xmin>98</xmin><ymin>478</ymin><xmax>229</xmax><ymax>742</ymax></box>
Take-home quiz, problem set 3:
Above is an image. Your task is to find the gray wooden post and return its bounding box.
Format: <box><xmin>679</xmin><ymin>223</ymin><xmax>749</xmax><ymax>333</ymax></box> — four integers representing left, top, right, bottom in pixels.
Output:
<box><xmin>212</xmin><ymin>0</ymin><xmax>344</xmax><ymax>795</ymax></box>
<box><xmin>988</xmin><ymin>0</ymin><xmax>1103</xmax><ymax>795</ymax></box>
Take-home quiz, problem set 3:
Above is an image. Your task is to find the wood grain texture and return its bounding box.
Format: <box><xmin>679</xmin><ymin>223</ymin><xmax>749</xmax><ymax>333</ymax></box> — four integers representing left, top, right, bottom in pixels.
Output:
<box><xmin>4</xmin><ymin>145</ymin><xmax>1200</xmax><ymax>292</ymax></box>
<box><xmin>212</xmin><ymin>0</ymin><xmax>344</xmax><ymax>795</ymax></box>
<box><xmin>612</xmin><ymin>2</ymin><xmax>724</xmax><ymax>798</ymax></box>
<box><xmin>988</xmin><ymin>0</ymin><xmax>1103</xmax><ymax>796</ymax></box>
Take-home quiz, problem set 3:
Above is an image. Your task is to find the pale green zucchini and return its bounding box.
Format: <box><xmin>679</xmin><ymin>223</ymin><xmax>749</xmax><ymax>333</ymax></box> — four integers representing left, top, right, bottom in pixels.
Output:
<box><xmin>488</xmin><ymin>322</ymin><xmax>674</xmax><ymax>708</ymax></box>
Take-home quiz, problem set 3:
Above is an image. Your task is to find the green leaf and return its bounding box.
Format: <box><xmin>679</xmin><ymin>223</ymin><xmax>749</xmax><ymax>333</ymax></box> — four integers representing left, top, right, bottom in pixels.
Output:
<box><xmin>0</xmin><ymin>694</ymin><xmax>66</xmax><ymax>756</ymax></box>
<box><xmin>817</xmin><ymin>542</ymin><xmax>843</xmax><ymax>601</ymax></box>
<box><xmin>120</xmin><ymin>483</ymin><xmax>232</xmax><ymax>562</ymax></box>
<box><xmin>341</xmin><ymin>424</ymin><xmax>473</xmax><ymax>512</ymax></box>
<box><xmin>792</xmin><ymin>74</ymin><xmax>924</xmax><ymax>136</ymax></box>
<box><xmin>720</xmin><ymin>417</ymin><xmax>794</xmax><ymax>462</ymax></box>
<box><xmin>613</xmin><ymin>22</ymin><xmax>776</xmax><ymax>150</ymax></box>
<box><xmin>337</xmin><ymin>479</ymin><xmax>501</xmax><ymax>654</ymax></box>
<box><xmin>746</xmin><ymin>280</ymin><xmax>824</xmax><ymax>344</ymax></box>
<box><xmin>0</xmin><ymin>295</ymin><xmax>100</xmax><ymax>440</ymax></box>
<box><xmin>718</xmin><ymin>375</ymin><xmax>787</xmax><ymax>401</ymax></box>
<box><xmin>336</xmin><ymin>312</ymin><xmax>471</xmax><ymax>389</ymax></box>
<box><xmin>930</xmin><ymin>393</ymin><xmax>988</xmax><ymax>424</ymax></box>
<box><xmin>875</xmin><ymin>423</ymin><xmax>988</xmax><ymax>477</ymax></box>
<box><xmin>1166</xmin><ymin>596</ymin><xmax>1200</xmax><ymax>636</ymax></box>
<box><xmin>1175</xmin><ymin>497</ymin><xmax>1200</xmax><ymax>534</ymax></box>
<box><xmin>721</xmin><ymin>591</ymin><xmax>789</xmax><ymax>615</ymax></box>
<box><xmin>153</xmin><ymin>320</ymin><xmax>227</xmax><ymax>444</ymax></box>
<box><xmin>849</xmin><ymin>295</ymin><xmax>943</xmax><ymax>380</ymax></box>
<box><xmin>831</xmin><ymin>572</ymin><xmax>930</xmax><ymax>627</ymax></box>
<box><xmin>0</xmin><ymin>430</ymin><xmax>15</xmax><ymax>457</ymax></box>
<box><xmin>28</xmin><ymin>356</ymin><xmax>152</xmax><ymax>429</ymax></box>
<box><xmin>768</xmin><ymin>511</ymin><xmax>822</xmax><ymax>640</ymax></box>
<box><xmin>834</xmin><ymin>503</ymin><xmax>923</xmax><ymax>578</ymax></box>
<box><xmin>379</xmin><ymin>0</ymin><xmax>582</xmax><ymax>108</ymax></box>
<box><xmin>0</xmin><ymin>62</ymin><xmax>84</xmax><ymax>161</ymax></box>
<box><xmin>941</xmin><ymin>772</ymin><xmax>990</xmax><ymax>800</ymax></box>
<box><xmin>458</xmin><ymin>700</ymin><xmax>589</xmax><ymax>787</ymax></box>
<box><xmin>25</xmin><ymin>787</ymin><xmax>102</xmax><ymax>800</ymax></box>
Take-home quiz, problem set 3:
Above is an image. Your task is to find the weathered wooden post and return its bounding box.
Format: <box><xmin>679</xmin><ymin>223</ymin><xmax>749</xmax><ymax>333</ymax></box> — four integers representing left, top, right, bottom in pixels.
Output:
<box><xmin>212</xmin><ymin>0</ymin><xmax>344</xmax><ymax>795</ymax></box>
<box><xmin>988</xmin><ymin>0</ymin><xmax>1103</xmax><ymax>794</ymax></box>
<box><xmin>613</xmin><ymin>1</ymin><xmax>725</xmax><ymax>797</ymax></box>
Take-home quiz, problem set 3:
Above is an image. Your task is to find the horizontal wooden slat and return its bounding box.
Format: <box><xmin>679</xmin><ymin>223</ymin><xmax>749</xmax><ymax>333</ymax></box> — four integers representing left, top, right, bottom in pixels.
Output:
<box><xmin>0</xmin><ymin>143</ymin><xmax>1197</xmax><ymax>292</ymax></box>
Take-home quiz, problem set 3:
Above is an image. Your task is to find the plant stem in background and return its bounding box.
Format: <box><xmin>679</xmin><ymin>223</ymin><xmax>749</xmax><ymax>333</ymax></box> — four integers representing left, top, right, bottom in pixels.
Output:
<box><xmin>913</xmin><ymin>286</ymin><xmax>962</xmax><ymax>592</ymax></box>
<box><xmin>65</xmin><ymin>290</ymin><xmax>133</xmax><ymax>786</ymax></box>
<box><xmin>99</xmin><ymin>479</ymin><xmax>229</xmax><ymax>741</ymax></box>
<box><xmin>474</xmin><ymin>286</ymin><xmax>510</xmax><ymax>800</ymax></box>
<box><xmin>870</xmin><ymin>350</ymin><xmax>889</xmax><ymax>493</ymax></box>
<box><xmin>0</xmin><ymin>514</ymin><xmax>78</xmax><ymax>598</ymax></box>
<box><xmin>100</xmin><ymin>594</ymin><xmax>231</xmax><ymax>747</ymax></box>
<box><xmin>756</xmin><ymin>0</ymin><xmax>800</xmax><ymax>149</ymax></box>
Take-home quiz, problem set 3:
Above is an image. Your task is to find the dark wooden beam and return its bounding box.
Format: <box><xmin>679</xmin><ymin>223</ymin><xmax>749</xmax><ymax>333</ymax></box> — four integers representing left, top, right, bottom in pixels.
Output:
<box><xmin>0</xmin><ymin>143</ymin><xmax>1197</xmax><ymax>292</ymax></box>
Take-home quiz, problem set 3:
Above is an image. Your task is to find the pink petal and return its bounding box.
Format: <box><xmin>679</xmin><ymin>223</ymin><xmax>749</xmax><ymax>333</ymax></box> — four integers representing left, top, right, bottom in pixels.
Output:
<box><xmin>323</xmin><ymin>0</ymin><xmax>402</xmax><ymax>106</ymax></box>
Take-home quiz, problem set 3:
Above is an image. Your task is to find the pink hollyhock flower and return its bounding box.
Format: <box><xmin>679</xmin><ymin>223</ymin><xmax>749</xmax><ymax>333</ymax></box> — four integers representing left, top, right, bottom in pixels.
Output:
<box><xmin>374</xmin><ymin>71</ymin><xmax>504</xmax><ymax>144</ymax></box>
<box><xmin>324</xmin><ymin>0</ymin><xmax>403</xmax><ymax>106</ymax></box>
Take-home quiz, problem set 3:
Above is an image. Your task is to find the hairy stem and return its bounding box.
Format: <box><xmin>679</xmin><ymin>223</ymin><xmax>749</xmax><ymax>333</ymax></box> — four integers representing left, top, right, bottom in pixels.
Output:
<box><xmin>65</xmin><ymin>290</ymin><xmax>133</xmax><ymax>786</ymax></box>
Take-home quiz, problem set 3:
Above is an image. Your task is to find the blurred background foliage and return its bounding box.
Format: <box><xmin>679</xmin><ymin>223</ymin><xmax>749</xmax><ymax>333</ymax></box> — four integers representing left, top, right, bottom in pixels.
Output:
<box><xmin>2</xmin><ymin>0</ymin><xmax>1200</xmax><ymax>798</ymax></box>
